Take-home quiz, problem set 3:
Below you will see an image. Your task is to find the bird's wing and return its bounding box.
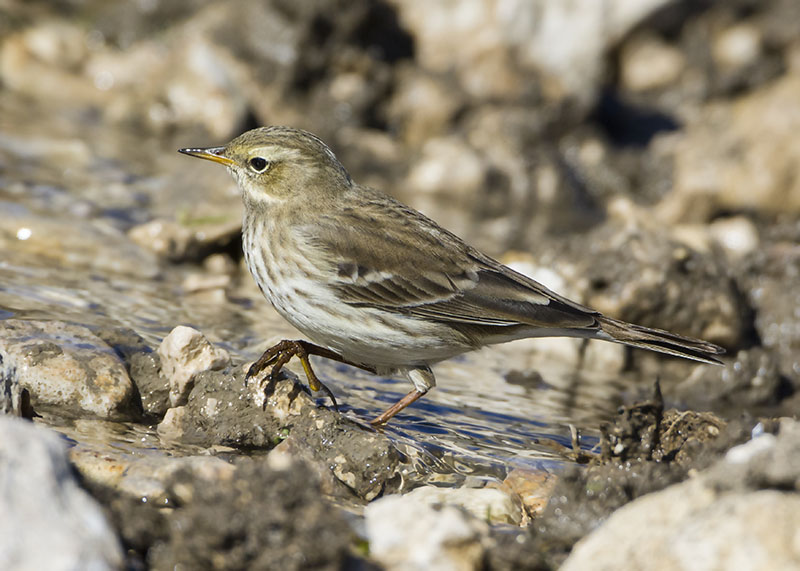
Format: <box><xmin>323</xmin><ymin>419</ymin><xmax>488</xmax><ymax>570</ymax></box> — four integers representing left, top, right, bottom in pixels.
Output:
<box><xmin>295</xmin><ymin>191</ymin><xmax>599</xmax><ymax>330</ymax></box>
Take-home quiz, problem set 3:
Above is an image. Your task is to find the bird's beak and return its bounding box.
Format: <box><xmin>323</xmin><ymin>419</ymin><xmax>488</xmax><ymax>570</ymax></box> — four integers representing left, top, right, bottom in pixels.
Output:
<box><xmin>178</xmin><ymin>146</ymin><xmax>235</xmax><ymax>167</ymax></box>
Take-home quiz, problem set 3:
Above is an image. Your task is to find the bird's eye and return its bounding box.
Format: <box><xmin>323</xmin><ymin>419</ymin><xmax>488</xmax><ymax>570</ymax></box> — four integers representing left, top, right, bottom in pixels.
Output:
<box><xmin>248</xmin><ymin>157</ymin><xmax>270</xmax><ymax>173</ymax></box>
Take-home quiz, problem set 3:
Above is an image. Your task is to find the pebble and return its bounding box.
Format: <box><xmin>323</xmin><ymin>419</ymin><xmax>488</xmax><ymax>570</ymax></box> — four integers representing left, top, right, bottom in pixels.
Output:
<box><xmin>157</xmin><ymin>325</ymin><xmax>231</xmax><ymax>407</ymax></box>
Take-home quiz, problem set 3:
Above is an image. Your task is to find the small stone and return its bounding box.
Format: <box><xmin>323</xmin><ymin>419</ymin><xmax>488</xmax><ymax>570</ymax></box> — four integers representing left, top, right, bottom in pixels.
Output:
<box><xmin>712</xmin><ymin>23</ymin><xmax>762</xmax><ymax>70</ymax></box>
<box><xmin>502</xmin><ymin>468</ymin><xmax>559</xmax><ymax>518</ymax></box>
<box><xmin>182</xmin><ymin>272</ymin><xmax>231</xmax><ymax>294</ymax></box>
<box><xmin>157</xmin><ymin>326</ymin><xmax>230</xmax><ymax>407</ymax></box>
<box><xmin>708</xmin><ymin>216</ymin><xmax>759</xmax><ymax>259</ymax></box>
<box><xmin>156</xmin><ymin>406</ymin><xmax>187</xmax><ymax>440</ymax></box>
<box><xmin>621</xmin><ymin>34</ymin><xmax>685</xmax><ymax>92</ymax></box>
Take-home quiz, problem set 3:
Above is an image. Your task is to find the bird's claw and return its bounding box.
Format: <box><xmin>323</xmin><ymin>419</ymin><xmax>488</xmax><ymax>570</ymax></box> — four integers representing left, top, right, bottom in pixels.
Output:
<box><xmin>247</xmin><ymin>340</ymin><xmax>339</xmax><ymax>411</ymax></box>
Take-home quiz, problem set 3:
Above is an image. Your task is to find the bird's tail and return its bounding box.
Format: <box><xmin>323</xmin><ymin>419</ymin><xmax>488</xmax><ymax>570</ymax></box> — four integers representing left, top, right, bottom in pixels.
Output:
<box><xmin>596</xmin><ymin>316</ymin><xmax>725</xmax><ymax>365</ymax></box>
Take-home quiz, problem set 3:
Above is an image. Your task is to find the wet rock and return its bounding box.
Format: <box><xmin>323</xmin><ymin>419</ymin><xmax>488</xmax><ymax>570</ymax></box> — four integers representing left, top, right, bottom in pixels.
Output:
<box><xmin>71</xmin><ymin>433</ymin><xmax>235</xmax><ymax>507</ymax></box>
<box><xmin>158</xmin><ymin>325</ymin><xmax>230</xmax><ymax>407</ymax></box>
<box><xmin>599</xmin><ymin>385</ymin><xmax>726</xmax><ymax>465</ymax></box>
<box><xmin>95</xmin><ymin>326</ymin><xmax>168</xmax><ymax>417</ymax></box>
<box><xmin>0</xmin><ymin>319</ymin><xmax>141</xmax><ymax>419</ymax></box>
<box><xmin>484</xmin><ymin>528</ymin><xmax>546</xmax><ymax>571</ymax></box>
<box><xmin>161</xmin><ymin>365</ymin><xmax>401</xmax><ymax>500</ymax></box>
<box><xmin>709</xmin><ymin>418</ymin><xmax>800</xmax><ymax>492</ymax></box>
<box><xmin>150</xmin><ymin>456</ymin><xmax>353</xmax><ymax>571</ymax></box>
<box><xmin>116</xmin><ymin>456</ymin><xmax>235</xmax><ymax>504</ymax></box>
<box><xmin>181</xmin><ymin>272</ymin><xmax>231</xmax><ymax>295</ymax></box>
<box><xmin>270</xmin><ymin>433</ymin><xmax>366</xmax><ymax>500</ymax></box>
<box><xmin>527</xmin><ymin>393</ymin><xmax>736</xmax><ymax>567</ymax></box>
<box><xmin>396</xmin><ymin>484</ymin><xmax>523</xmax><ymax>526</ymax></box>
<box><xmin>365</xmin><ymin>492</ymin><xmax>490</xmax><ymax>571</ymax></box>
<box><xmin>0</xmin><ymin>416</ymin><xmax>124</xmax><ymax>569</ymax></box>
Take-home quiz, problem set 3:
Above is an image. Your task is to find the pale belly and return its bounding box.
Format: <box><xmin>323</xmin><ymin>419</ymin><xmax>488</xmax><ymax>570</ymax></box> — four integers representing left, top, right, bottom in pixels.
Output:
<box><xmin>271</xmin><ymin>288</ymin><xmax>470</xmax><ymax>368</ymax></box>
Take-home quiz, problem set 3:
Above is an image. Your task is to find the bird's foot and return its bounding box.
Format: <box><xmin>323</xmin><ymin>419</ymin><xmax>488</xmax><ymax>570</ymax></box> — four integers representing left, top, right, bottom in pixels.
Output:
<box><xmin>246</xmin><ymin>339</ymin><xmax>339</xmax><ymax>411</ymax></box>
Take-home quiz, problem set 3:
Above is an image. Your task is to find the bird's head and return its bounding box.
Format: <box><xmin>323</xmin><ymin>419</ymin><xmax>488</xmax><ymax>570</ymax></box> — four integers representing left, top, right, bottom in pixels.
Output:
<box><xmin>179</xmin><ymin>127</ymin><xmax>352</xmax><ymax>207</ymax></box>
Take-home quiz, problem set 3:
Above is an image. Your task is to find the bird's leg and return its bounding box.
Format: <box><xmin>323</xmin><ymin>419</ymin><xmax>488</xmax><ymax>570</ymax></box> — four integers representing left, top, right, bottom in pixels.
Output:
<box><xmin>370</xmin><ymin>366</ymin><xmax>435</xmax><ymax>426</ymax></box>
<box><xmin>246</xmin><ymin>339</ymin><xmax>377</xmax><ymax>412</ymax></box>
<box><xmin>370</xmin><ymin>390</ymin><xmax>426</xmax><ymax>426</ymax></box>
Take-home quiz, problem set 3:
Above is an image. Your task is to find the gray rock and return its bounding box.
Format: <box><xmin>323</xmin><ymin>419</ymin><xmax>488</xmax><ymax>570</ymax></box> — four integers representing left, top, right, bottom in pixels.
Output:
<box><xmin>94</xmin><ymin>327</ymin><xmax>168</xmax><ymax>417</ymax></box>
<box><xmin>0</xmin><ymin>416</ymin><xmax>123</xmax><ymax>570</ymax></box>
<box><xmin>365</xmin><ymin>492</ymin><xmax>490</xmax><ymax>571</ymax></box>
<box><xmin>162</xmin><ymin>365</ymin><xmax>402</xmax><ymax>500</ymax></box>
<box><xmin>0</xmin><ymin>320</ymin><xmax>141</xmax><ymax>419</ymax></box>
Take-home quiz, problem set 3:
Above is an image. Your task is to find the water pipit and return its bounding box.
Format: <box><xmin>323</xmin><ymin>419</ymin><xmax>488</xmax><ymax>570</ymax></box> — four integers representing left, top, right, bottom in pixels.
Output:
<box><xmin>179</xmin><ymin>127</ymin><xmax>724</xmax><ymax>425</ymax></box>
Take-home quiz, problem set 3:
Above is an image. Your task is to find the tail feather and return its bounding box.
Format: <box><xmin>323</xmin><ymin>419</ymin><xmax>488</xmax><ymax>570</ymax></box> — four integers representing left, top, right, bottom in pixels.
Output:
<box><xmin>596</xmin><ymin>316</ymin><xmax>725</xmax><ymax>365</ymax></box>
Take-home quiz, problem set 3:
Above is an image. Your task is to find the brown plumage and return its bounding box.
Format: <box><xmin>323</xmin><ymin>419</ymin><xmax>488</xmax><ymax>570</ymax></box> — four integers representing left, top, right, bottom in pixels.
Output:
<box><xmin>180</xmin><ymin>127</ymin><xmax>724</xmax><ymax>425</ymax></box>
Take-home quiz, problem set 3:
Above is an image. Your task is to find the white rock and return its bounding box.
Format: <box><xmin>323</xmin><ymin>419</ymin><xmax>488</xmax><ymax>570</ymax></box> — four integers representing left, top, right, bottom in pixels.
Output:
<box><xmin>708</xmin><ymin>216</ymin><xmax>760</xmax><ymax>259</ymax></box>
<box><xmin>562</xmin><ymin>477</ymin><xmax>800</xmax><ymax>571</ymax></box>
<box><xmin>0</xmin><ymin>416</ymin><xmax>123</xmax><ymax>569</ymax></box>
<box><xmin>621</xmin><ymin>34</ymin><xmax>685</xmax><ymax>92</ymax></box>
<box><xmin>391</xmin><ymin>484</ymin><xmax>522</xmax><ymax>525</ymax></box>
<box><xmin>158</xmin><ymin>326</ymin><xmax>230</xmax><ymax>407</ymax></box>
<box><xmin>713</xmin><ymin>24</ymin><xmax>762</xmax><ymax>70</ymax></box>
<box><xmin>365</xmin><ymin>492</ymin><xmax>490</xmax><ymax>571</ymax></box>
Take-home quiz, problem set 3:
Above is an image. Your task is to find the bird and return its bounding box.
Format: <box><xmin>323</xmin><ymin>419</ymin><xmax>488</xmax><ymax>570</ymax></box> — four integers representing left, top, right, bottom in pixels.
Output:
<box><xmin>179</xmin><ymin>127</ymin><xmax>724</xmax><ymax>425</ymax></box>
